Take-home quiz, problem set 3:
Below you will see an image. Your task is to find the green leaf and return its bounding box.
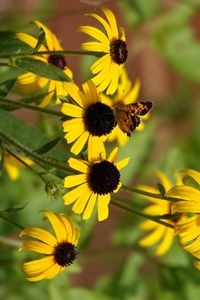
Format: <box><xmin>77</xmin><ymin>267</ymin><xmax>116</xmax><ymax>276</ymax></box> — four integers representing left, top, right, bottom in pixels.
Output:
<box><xmin>14</xmin><ymin>57</ymin><xmax>72</xmax><ymax>81</ymax></box>
<box><xmin>34</xmin><ymin>136</ymin><xmax>62</xmax><ymax>154</ymax></box>
<box><xmin>0</xmin><ymin>203</ymin><xmax>28</xmax><ymax>213</ymax></box>
<box><xmin>0</xmin><ymin>79</ymin><xmax>16</xmax><ymax>97</ymax></box>
<box><xmin>0</xmin><ymin>31</ymin><xmax>32</xmax><ymax>54</ymax></box>
<box><xmin>33</xmin><ymin>27</ymin><xmax>45</xmax><ymax>52</ymax></box>
<box><xmin>0</xmin><ymin>140</ymin><xmax>5</xmax><ymax>176</ymax></box>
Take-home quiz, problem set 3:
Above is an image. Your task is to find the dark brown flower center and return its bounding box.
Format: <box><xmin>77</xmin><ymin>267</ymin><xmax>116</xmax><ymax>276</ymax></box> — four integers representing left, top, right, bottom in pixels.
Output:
<box><xmin>110</xmin><ymin>39</ymin><xmax>128</xmax><ymax>65</ymax></box>
<box><xmin>48</xmin><ymin>55</ymin><xmax>67</xmax><ymax>69</ymax></box>
<box><xmin>88</xmin><ymin>160</ymin><xmax>120</xmax><ymax>194</ymax></box>
<box><xmin>84</xmin><ymin>102</ymin><xmax>116</xmax><ymax>136</ymax></box>
<box><xmin>54</xmin><ymin>242</ymin><xmax>78</xmax><ymax>266</ymax></box>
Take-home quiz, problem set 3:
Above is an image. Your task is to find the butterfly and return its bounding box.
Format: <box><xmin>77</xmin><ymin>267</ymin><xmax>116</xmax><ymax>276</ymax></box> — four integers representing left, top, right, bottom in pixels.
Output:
<box><xmin>114</xmin><ymin>101</ymin><xmax>154</xmax><ymax>137</ymax></box>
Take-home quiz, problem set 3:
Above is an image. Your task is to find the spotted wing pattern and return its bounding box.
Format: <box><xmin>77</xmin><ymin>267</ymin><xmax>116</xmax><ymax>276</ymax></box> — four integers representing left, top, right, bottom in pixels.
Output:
<box><xmin>114</xmin><ymin>101</ymin><xmax>154</xmax><ymax>137</ymax></box>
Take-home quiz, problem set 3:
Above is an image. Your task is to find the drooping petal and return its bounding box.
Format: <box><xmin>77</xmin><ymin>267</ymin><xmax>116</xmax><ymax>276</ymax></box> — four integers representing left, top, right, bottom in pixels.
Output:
<box><xmin>20</xmin><ymin>227</ymin><xmax>57</xmax><ymax>246</ymax></box>
<box><xmin>82</xmin><ymin>193</ymin><xmax>97</xmax><ymax>220</ymax></box>
<box><xmin>64</xmin><ymin>183</ymin><xmax>88</xmax><ymax>205</ymax></box>
<box><xmin>42</xmin><ymin>211</ymin><xmax>67</xmax><ymax>243</ymax></box>
<box><xmin>97</xmin><ymin>194</ymin><xmax>110</xmax><ymax>221</ymax></box>
<box><xmin>20</xmin><ymin>241</ymin><xmax>53</xmax><ymax>254</ymax></box>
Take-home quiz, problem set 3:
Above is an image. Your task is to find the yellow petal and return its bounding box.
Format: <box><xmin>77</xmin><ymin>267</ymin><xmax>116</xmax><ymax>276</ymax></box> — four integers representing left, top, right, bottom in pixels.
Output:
<box><xmin>16</xmin><ymin>32</ymin><xmax>46</xmax><ymax>51</ymax></box>
<box><xmin>139</xmin><ymin>226</ymin><xmax>165</xmax><ymax>247</ymax></box>
<box><xmin>63</xmin><ymin>82</ymin><xmax>84</xmax><ymax>107</ymax></box>
<box><xmin>59</xmin><ymin>214</ymin><xmax>76</xmax><ymax>244</ymax></box>
<box><xmin>20</xmin><ymin>241</ymin><xmax>53</xmax><ymax>254</ymax></box>
<box><xmin>22</xmin><ymin>256</ymin><xmax>54</xmax><ymax>277</ymax></box>
<box><xmin>101</xmin><ymin>8</ymin><xmax>118</xmax><ymax>39</ymax></box>
<box><xmin>97</xmin><ymin>194</ymin><xmax>110</xmax><ymax>221</ymax></box>
<box><xmin>64</xmin><ymin>174</ymin><xmax>87</xmax><ymax>188</ymax></box>
<box><xmin>155</xmin><ymin>228</ymin><xmax>174</xmax><ymax>256</ymax></box>
<box><xmin>20</xmin><ymin>227</ymin><xmax>57</xmax><ymax>246</ymax></box>
<box><xmin>83</xmin><ymin>193</ymin><xmax>97</xmax><ymax>220</ymax></box>
<box><xmin>79</xmin><ymin>25</ymin><xmax>109</xmax><ymax>45</ymax></box>
<box><xmin>72</xmin><ymin>188</ymin><xmax>92</xmax><ymax>215</ymax></box>
<box><xmin>5</xmin><ymin>162</ymin><xmax>19</xmax><ymax>180</ymax></box>
<box><xmin>179</xmin><ymin>169</ymin><xmax>200</xmax><ymax>185</ymax></box>
<box><xmin>87</xmin><ymin>12</ymin><xmax>112</xmax><ymax>41</ymax></box>
<box><xmin>68</xmin><ymin>157</ymin><xmax>89</xmax><ymax>173</ymax></box>
<box><xmin>64</xmin><ymin>183</ymin><xmax>88</xmax><ymax>205</ymax></box>
<box><xmin>115</xmin><ymin>157</ymin><xmax>130</xmax><ymax>171</ymax></box>
<box><xmin>154</xmin><ymin>170</ymin><xmax>173</xmax><ymax>192</ymax></box>
<box><xmin>108</xmin><ymin>147</ymin><xmax>118</xmax><ymax>163</ymax></box>
<box><xmin>62</xmin><ymin>103</ymin><xmax>84</xmax><ymax>117</ymax></box>
<box><xmin>88</xmin><ymin>135</ymin><xmax>106</xmax><ymax>162</ymax></box>
<box><xmin>167</xmin><ymin>186</ymin><xmax>200</xmax><ymax>200</ymax></box>
<box><xmin>71</xmin><ymin>131</ymin><xmax>89</xmax><ymax>155</ymax></box>
<box><xmin>42</xmin><ymin>211</ymin><xmax>67</xmax><ymax>243</ymax></box>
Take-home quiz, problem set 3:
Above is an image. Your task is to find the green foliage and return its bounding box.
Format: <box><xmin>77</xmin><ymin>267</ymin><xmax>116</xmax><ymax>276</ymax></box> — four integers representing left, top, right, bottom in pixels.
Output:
<box><xmin>0</xmin><ymin>79</ymin><xmax>16</xmax><ymax>97</ymax></box>
<box><xmin>153</xmin><ymin>5</ymin><xmax>200</xmax><ymax>81</ymax></box>
<box><xmin>119</xmin><ymin>0</ymin><xmax>159</xmax><ymax>28</ymax></box>
<box><xmin>33</xmin><ymin>27</ymin><xmax>46</xmax><ymax>52</ymax></box>
<box><xmin>14</xmin><ymin>57</ymin><xmax>72</xmax><ymax>82</ymax></box>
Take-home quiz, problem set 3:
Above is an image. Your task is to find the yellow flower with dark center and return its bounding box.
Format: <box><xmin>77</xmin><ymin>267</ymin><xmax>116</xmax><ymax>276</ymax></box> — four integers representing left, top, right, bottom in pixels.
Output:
<box><xmin>101</xmin><ymin>69</ymin><xmax>150</xmax><ymax>146</ymax></box>
<box><xmin>138</xmin><ymin>171</ymin><xmax>183</xmax><ymax>256</ymax></box>
<box><xmin>4</xmin><ymin>153</ymin><xmax>33</xmax><ymax>180</ymax></box>
<box><xmin>16</xmin><ymin>21</ymin><xmax>73</xmax><ymax>107</ymax></box>
<box><xmin>62</xmin><ymin>80</ymin><xmax>116</xmax><ymax>160</ymax></box>
<box><xmin>64</xmin><ymin>147</ymin><xmax>129</xmax><ymax>221</ymax></box>
<box><xmin>79</xmin><ymin>8</ymin><xmax>128</xmax><ymax>95</ymax></box>
<box><xmin>20</xmin><ymin>211</ymin><xmax>80</xmax><ymax>282</ymax></box>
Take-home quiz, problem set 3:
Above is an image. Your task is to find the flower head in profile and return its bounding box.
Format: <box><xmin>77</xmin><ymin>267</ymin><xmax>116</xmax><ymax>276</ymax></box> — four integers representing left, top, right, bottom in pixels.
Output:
<box><xmin>20</xmin><ymin>211</ymin><xmax>80</xmax><ymax>282</ymax></box>
<box><xmin>64</xmin><ymin>147</ymin><xmax>129</xmax><ymax>221</ymax></box>
<box><xmin>4</xmin><ymin>153</ymin><xmax>33</xmax><ymax>181</ymax></box>
<box><xmin>62</xmin><ymin>80</ymin><xmax>116</xmax><ymax>160</ymax></box>
<box><xmin>102</xmin><ymin>70</ymin><xmax>150</xmax><ymax>146</ymax></box>
<box><xmin>138</xmin><ymin>170</ymin><xmax>183</xmax><ymax>256</ymax></box>
<box><xmin>79</xmin><ymin>8</ymin><xmax>128</xmax><ymax>95</ymax></box>
<box><xmin>167</xmin><ymin>169</ymin><xmax>200</xmax><ymax>270</ymax></box>
<box><xmin>168</xmin><ymin>169</ymin><xmax>200</xmax><ymax>215</ymax></box>
<box><xmin>16</xmin><ymin>21</ymin><xmax>73</xmax><ymax>107</ymax></box>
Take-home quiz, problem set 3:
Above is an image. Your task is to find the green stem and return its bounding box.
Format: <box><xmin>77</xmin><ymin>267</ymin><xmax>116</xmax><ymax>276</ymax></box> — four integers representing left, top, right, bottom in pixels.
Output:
<box><xmin>0</xmin><ymin>131</ymin><xmax>72</xmax><ymax>173</ymax></box>
<box><xmin>0</xmin><ymin>97</ymin><xmax>64</xmax><ymax>117</ymax></box>
<box><xmin>6</xmin><ymin>148</ymin><xmax>48</xmax><ymax>184</ymax></box>
<box><xmin>0</xmin><ymin>236</ymin><xmax>21</xmax><ymax>247</ymax></box>
<box><xmin>0</xmin><ymin>50</ymin><xmax>101</xmax><ymax>58</ymax></box>
<box><xmin>111</xmin><ymin>196</ymin><xmax>174</xmax><ymax>229</ymax></box>
<box><xmin>0</xmin><ymin>213</ymin><xmax>24</xmax><ymax>230</ymax></box>
<box><xmin>122</xmin><ymin>185</ymin><xmax>181</xmax><ymax>202</ymax></box>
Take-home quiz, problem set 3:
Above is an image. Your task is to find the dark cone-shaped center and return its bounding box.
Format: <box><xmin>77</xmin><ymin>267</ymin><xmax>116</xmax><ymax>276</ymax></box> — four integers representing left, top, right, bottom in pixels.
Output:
<box><xmin>88</xmin><ymin>160</ymin><xmax>120</xmax><ymax>195</ymax></box>
<box><xmin>110</xmin><ymin>39</ymin><xmax>128</xmax><ymax>65</ymax></box>
<box><xmin>54</xmin><ymin>242</ymin><xmax>78</xmax><ymax>267</ymax></box>
<box><xmin>84</xmin><ymin>102</ymin><xmax>116</xmax><ymax>136</ymax></box>
<box><xmin>48</xmin><ymin>55</ymin><xmax>67</xmax><ymax>69</ymax></box>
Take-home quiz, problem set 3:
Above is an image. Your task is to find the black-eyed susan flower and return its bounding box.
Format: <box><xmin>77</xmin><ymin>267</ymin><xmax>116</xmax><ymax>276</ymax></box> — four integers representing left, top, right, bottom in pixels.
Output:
<box><xmin>62</xmin><ymin>80</ymin><xmax>116</xmax><ymax>160</ymax></box>
<box><xmin>175</xmin><ymin>214</ymin><xmax>200</xmax><ymax>270</ymax></box>
<box><xmin>20</xmin><ymin>210</ymin><xmax>80</xmax><ymax>282</ymax></box>
<box><xmin>64</xmin><ymin>147</ymin><xmax>129</xmax><ymax>221</ymax></box>
<box><xmin>17</xmin><ymin>21</ymin><xmax>73</xmax><ymax>107</ymax></box>
<box><xmin>79</xmin><ymin>8</ymin><xmax>128</xmax><ymax>95</ymax></box>
<box><xmin>138</xmin><ymin>170</ymin><xmax>183</xmax><ymax>256</ymax></box>
<box><xmin>102</xmin><ymin>69</ymin><xmax>150</xmax><ymax>146</ymax></box>
<box><xmin>4</xmin><ymin>153</ymin><xmax>33</xmax><ymax>180</ymax></box>
<box><xmin>168</xmin><ymin>169</ymin><xmax>200</xmax><ymax>214</ymax></box>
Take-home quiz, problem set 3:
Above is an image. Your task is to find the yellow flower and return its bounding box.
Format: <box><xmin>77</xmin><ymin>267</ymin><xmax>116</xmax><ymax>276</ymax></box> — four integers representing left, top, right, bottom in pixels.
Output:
<box><xmin>79</xmin><ymin>8</ymin><xmax>127</xmax><ymax>95</ymax></box>
<box><xmin>16</xmin><ymin>20</ymin><xmax>73</xmax><ymax>107</ymax></box>
<box><xmin>138</xmin><ymin>170</ymin><xmax>182</xmax><ymax>256</ymax></box>
<box><xmin>175</xmin><ymin>214</ymin><xmax>200</xmax><ymax>270</ymax></box>
<box><xmin>4</xmin><ymin>153</ymin><xmax>33</xmax><ymax>181</ymax></box>
<box><xmin>20</xmin><ymin>211</ymin><xmax>80</xmax><ymax>282</ymax></box>
<box><xmin>168</xmin><ymin>169</ymin><xmax>200</xmax><ymax>270</ymax></box>
<box><xmin>62</xmin><ymin>80</ymin><xmax>116</xmax><ymax>160</ymax></box>
<box><xmin>64</xmin><ymin>147</ymin><xmax>129</xmax><ymax>221</ymax></box>
<box><xmin>168</xmin><ymin>169</ymin><xmax>200</xmax><ymax>214</ymax></box>
<box><xmin>101</xmin><ymin>69</ymin><xmax>149</xmax><ymax>146</ymax></box>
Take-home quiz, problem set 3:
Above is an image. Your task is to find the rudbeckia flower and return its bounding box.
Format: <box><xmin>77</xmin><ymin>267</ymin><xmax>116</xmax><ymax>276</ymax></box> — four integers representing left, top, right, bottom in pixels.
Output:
<box><xmin>20</xmin><ymin>211</ymin><xmax>80</xmax><ymax>282</ymax></box>
<box><xmin>138</xmin><ymin>170</ymin><xmax>183</xmax><ymax>256</ymax></box>
<box><xmin>168</xmin><ymin>169</ymin><xmax>200</xmax><ymax>214</ymax></box>
<box><xmin>64</xmin><ymin>147</ymin><xmax>129</xmax><ymax>221</ymax></box>
<box><xmin>16</xmin><ymin>21</ymin><xmax>73</xmax><ymax>107</ymax></box>
<box><xmin>101</xmin><ymin>69</ymin><xmax>149</xmax><ymax>146</ymax></box>
<box><xmin>79</xmin><ymin>8</ymin><xmax>128</xmax><ymax>95</ymax></box>
<box><xmin>62</xmin><ymin>80</ymin><xmax>116</xmax><ymax>160</ymax></box>
<box><xmin>175</xmin><ymin>214</ymin><xmax>200</xmax><ymax>270</ymax></box>
<box><xmin>4</xmin><ymin>153</ymin><xmax>33</xmax><ymax>181</ymax></box>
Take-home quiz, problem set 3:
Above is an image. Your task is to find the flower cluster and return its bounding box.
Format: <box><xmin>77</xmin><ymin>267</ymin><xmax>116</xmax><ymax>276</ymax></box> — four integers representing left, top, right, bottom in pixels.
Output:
<box><xmin>7</xmin><ymin>6</ymin><xmax>199</xmax><ymax>283</ymax></box>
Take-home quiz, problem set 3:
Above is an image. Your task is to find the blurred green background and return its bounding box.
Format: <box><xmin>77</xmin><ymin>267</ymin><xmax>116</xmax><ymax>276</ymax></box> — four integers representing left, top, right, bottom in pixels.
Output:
<box><xmin>0</xmin><ymin>0</ymin><xmax>200</xmax><ymax>299</ymax></box>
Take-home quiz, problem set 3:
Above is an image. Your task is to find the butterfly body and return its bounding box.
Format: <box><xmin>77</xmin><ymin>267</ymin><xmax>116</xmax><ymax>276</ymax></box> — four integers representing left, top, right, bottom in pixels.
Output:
<box><xmin>114</xmin><ymin>101</ymin><xmax>154</xmax><ymax>137</ymax></box>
